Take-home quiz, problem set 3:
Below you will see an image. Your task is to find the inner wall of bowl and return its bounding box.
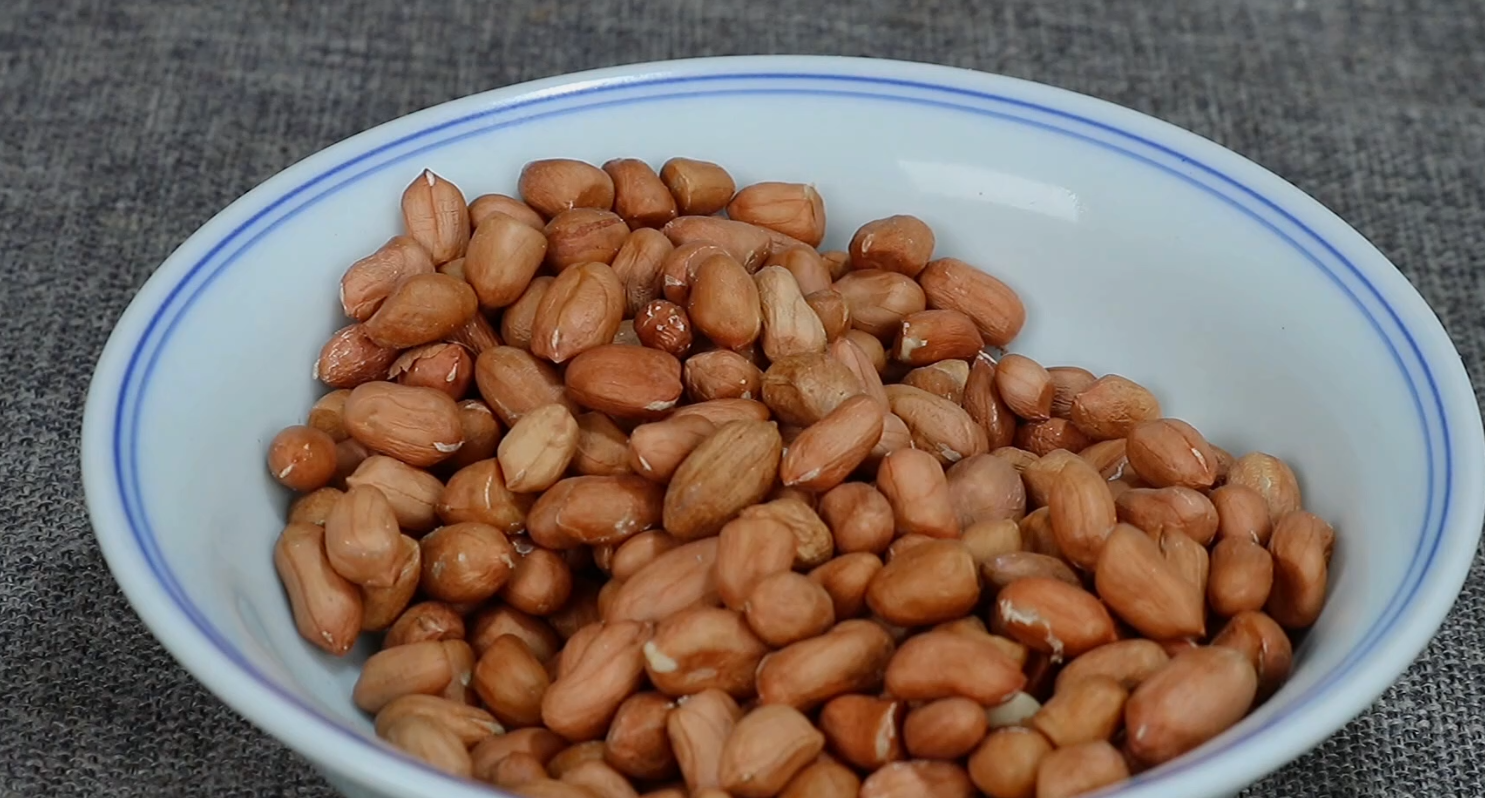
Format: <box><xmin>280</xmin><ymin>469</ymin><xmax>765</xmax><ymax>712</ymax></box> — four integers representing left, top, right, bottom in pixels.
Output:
<box><xmin>130</xmin><ymin>88</ymin><xmax>1427</xmax><ymax>737</ymax></box>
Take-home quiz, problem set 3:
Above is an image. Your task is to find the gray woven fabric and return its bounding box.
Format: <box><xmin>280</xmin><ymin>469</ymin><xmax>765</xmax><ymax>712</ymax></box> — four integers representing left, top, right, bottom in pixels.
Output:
<box><xmin>2</xmin><ymin>0</ymin><xmax>1482</xmax><ymax>795</ymax></box>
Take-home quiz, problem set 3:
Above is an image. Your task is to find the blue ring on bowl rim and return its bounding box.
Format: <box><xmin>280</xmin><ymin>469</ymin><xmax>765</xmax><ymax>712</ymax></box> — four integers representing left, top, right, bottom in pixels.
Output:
<box><xmin>110</xmin><ymin>70</ymin><xmax>1449</xmax><ymax>789</ymax></box>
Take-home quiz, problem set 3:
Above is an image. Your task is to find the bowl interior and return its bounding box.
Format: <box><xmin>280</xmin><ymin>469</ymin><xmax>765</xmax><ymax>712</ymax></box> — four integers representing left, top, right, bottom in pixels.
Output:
<box><xmin>93</xmin><ymin>64</ymin><xmax>1463</xmax><ymax>797</ymax></box>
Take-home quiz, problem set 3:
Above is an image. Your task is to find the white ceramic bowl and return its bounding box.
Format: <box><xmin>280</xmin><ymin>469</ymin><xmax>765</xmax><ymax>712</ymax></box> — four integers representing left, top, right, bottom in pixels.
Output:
<box><xmin>82</xmin><ymin>55</ymin><xmax>1484</xmax><ymax>798</ymax></box>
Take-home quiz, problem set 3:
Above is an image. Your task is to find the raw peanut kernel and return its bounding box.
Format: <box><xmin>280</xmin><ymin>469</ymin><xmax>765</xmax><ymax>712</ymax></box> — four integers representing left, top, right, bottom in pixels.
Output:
<box><xmin>918</xmin><ymin>257</ymin><xmax>1025</xmax><ymax>348</ymax></box>
<box><xmin>634</xmin><ymin>299</ymin><xmax>694</xmax><ymax>357</ymax></box>
<box><xmin>727</xmin><ymin>182</ymin><xmax>827</xmax><ymax>247</ymax></box>
<box><xmin>995</xmin><ymin>578</ymin><xmax>1117</xmax><ymax>661</ymax></box>
<box><xmin>544</xmin><ymin>208</ymin><xmax>630</xmax><ymax>271</ymax></box>
<box><xmin>519</xmin><ymin>158</ymin><xmax>615</xmax><ymax>218</ymax></box>
<box><xmin>866</xmin><ymin>539</ymin><xmax>979</xmax><ymax>627</ymax></box>
<box><xmin>833</xmin><ymin>269</ymin><xmax>926</xmax><ymax>339</ymax></box>
<box><xmin>688</xmin><ymin>253</ymin><xmax>763</xmax><ymax>351</ymax></box>
<box><xmin>893</xmin><ymin>309</ymin><xmax>982</xmax><ymax>365</ymax></box>
<box><xmin>364</xmin><ymin>273</ymin><xmax>478</xmax><ymax>350</ymax></box>
<box><xmin>604</xmin><ymin>158</ymin><xmax>679</xmax><ymax>229</ymax></box>
<box><xmin>468</xmin><ymin>193</ymin><xmax>545</xmax><ymax>231</ymax></box>
<box><xmin>849</xmin><ymin>214</ymin><xmax>935</xmax><ymax>278</ymax></box>
<box><xmin>664</xmin><ymin>216</ymin><xmax>773</xmax><ymax>272</ymax></box>
<box><xmin>340</xmin><ymin>236</ymin><xmax>434</xmax><ymax>321</ymax></box>
<box><xmin>994</xmin><ymin>353</ymin><xmax>1055</xmax><ymax>422</ymax></box>
<box><xmin>565</xmin><ymin>344</ymin><xmax>685</xmax><ymax>420</ymax></box>
<box><xmin>274</xmin><ymin>523</ymin><xmax>362</xmax><ymax>655</ymax></box>
<box><xmin>464</xmin><ymin>212</ymin><xmax>548</xmax><ymax>309</ymax></box>
<box><xmin>1124</xmin><ymin>647</ymin><xmax>1258</xmax><ymax>766</ymax></box>
<box><xmin>267</xmin><ymin>425</ymin><xmax>338</xmax><ymax>493</ymax></box>
<box><xmin>780</xmin><ymin>395</ymin><xmax>885</xmax><ymax>492</ymax></box>
<box><xmin>400</xmin><ymin>170</ymin><xmax>470</xmax><ymax>265</ymax></box>
<box><xmin>530</xmin><ymin>261</ymin><xmax>626</xmax><ymax>364</ymax></box>
<box><xmin>498</xmin><ymin>403</ymin><xmax>580</xmax><ymax>493</ymax></box>
<box><xmin>1125</xmin><ymin>418</ymin><xmax>1220</xmax><ymax>489</ymax></box>
<box><xmin>717</xmin><ymin>706</ymin><xmax>826</xmax><ymax>798</ymax></box>
<box><xmin>660</xmin><ymin>158</ymin><xmax>736</xmax><ymax>216</ymax></box>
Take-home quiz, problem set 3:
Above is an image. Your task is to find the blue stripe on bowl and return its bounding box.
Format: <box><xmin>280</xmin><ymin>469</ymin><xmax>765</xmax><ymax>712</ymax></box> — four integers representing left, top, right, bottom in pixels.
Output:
<box><xmin>111</xmin><ymin>70</ymin><xmax>1449</xmax><ymax>791</ymax></box>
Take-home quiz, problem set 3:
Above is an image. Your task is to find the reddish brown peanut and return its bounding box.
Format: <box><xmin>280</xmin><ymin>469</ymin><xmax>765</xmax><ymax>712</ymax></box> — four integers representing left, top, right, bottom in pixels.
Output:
<box><xmin>419</xmin><ymin>522</ymin><xmax>517</xmax><ymax>604</ymax></box>
<box><xmin>1208</xmin><ymin>537</ymin><xmax>1275</xmax><ymax>617</ymax></box>
<box><xmin>663</xmin><ymin>421</ymin><xmax>782</xmax><ymax>541</ymax></box>
<box><xmin>268</xmin><ymin>425</ymin><xmax>338</xmax><ymax>492</ymax></box>
<box><xmin>667</xmin><ymin>688</ymin><xmax>742</xmax><ymax>792</ymax></box>
<box><xmin>964</xmin><ymin>354</ymin><xmax>1018</xmax><ymax>451</ymax></box>
<box><xmin>629</xmin><ymin>415</ymin><xmax>717</xmax><ymax>484</ymax></box>
<box><xmin>819</xmin><ymin>482</ymin><xmax>894</xmax><ymax>555</ymax></box>
<box><xmin>1029</xmin><ymin>675</ymin><xmax>1127</xmax><ymax>747</ymax></box>
<box><xmin>818</xmin><ymin>694</ymin><xmax>904</xmax><ymax>770</ymax></box>
<box><xmin>520</xmin><ymin>159</ymin><xmax>615</xmax><ymax>218</ymax></box>
<box><xmin>946</xmin><ymin>453</ymin><xmax>1027</xmax><ymax>529</ymax></box>
<box><xmin>744</xmin><ymin>571</ymin><xmax>836</xmax><ymax>647</ymax></box>
<box><xmin>504</xmin><ymin>548</ymin><xmax>575</xmax><ymax>617</ymax></box>
<box><xmin>859</xmin><ymin>761</ymin><xmax>975</xmax><ymax>798</ymax></box>
<box><xmin>1226</xmin><ymin>452</ymin><xmax>1303</xmax><ymax>524</ymax></box>
<box><xmin>1068</xmin><ymin>375</ymin><xmax>1161</xmax><ymax>440</ymax></box>
<box><xmin>400</xmin><ymin>170</ymin><xmax>470</xmax><ymax>265</ymax></box>
<box><xmin>343</xmin><ymin>382</ymin><xmax>464</xmax><ymax>468</ymax></box>
<box><xmin>903</xmin><ymin>698</ymin><xmax>988</xmax><ymax>760</ymax></box>
<box><xmin>604</xmin><ymin>538</ymin><xmax>720</xmax><ymax>624</ymax></box>
<box><xmin>717</xmin><ymin>705</ymin><xmax>826</xmax><ymax>798</ymax></box>
<box><xmin>780</xmin><ymin>758</ymin><xmax>860</xmax><ymax>798</ymax></box>
<box><xmin>995</xmin><ymin>354</ymin><xmax>1055</xmax><ymax>422</ymax></box>
<box><xmin>604</xmin><ymin>158</ymin><xmax>678</xmax><ymax>229</ymax></box>
<box><xmin>995</xmin><ymin>578</ymin><xmax>1117</xmax><ymax>661</ymax></box>
<box><xmin>1046</xmin><ymin>456</ymin><xmax>1116</xmax><ymax>571</ymax></box>
<box><xmin>866</xmin><ymin>539</ymin><xmax>979</xmax><ymax>627</ymax></box>
<box><xmin>1125</xmin><ymin>418</ymin><xmax>1220</xmax><ymax>489</ymax></box>
<box><xmin>526</xmin><ymin>475</ymin><xmax>664</xmax><ymax>550</ymax></box>
<box><xmin>1055</xmin><ymin>639</ymin><xmax>1170</xmax><ymax>693</ymax></box>
<box><xmin>438</xmin><ymin>458</ymin><xmax>532</xmax><ymax>534</ymax></box>
<box><xmin>876</xmin><ymin>448</ymin><xmax>960</xmax><ymax>540</ymax></box>
<box><xmin>809</xmin><ymin>552</ymin><xmax>883</xmax><ymax>620</ymax></box>
<box><xmin>969</xmin><ymin>728</ymin><xmax>1052</xmax><ymax>798</ymax></box>
<box><xmin>689</xmin><ymin>254</ymin><xmax>763</xmax><ymax>351</ymax></box>
<box><xmin>321</xmin><ymin>485</ymin><xmax>406</xmax><ymax>590</ymax></box>
<box><xmin>464</xmin><ymin>212</ymin><xmax>548</xmax><ymax>309</ymax></box>
<box><xmin>780</xmin><ymin>395</ymin><xmax>885</xmax><ymax>492</ymax></box>
<box><xmin>530</xmin><ymin>262</ymin><xmax>626</xmax><ymax>364</ymax></box>
<box><xmin>383</xmin><ymin>600</ymin><xmax>463</xmax><ymax>648</ymax></box>
<box><xmin>643</xmin><ymin>607</ymin><xmax>768</xmax><ymax>698</ymax></box>
<box><xmin>834</xmin><ymin>269</ymin><xmax>927</xmax><ymax>339</ymax></box>
<box><xmin>1034</xmin><ymin>741</ymin><xmax>1129</xmax><ymax>798</ymax></box>
<box><xmin>660</xmin><ymin>158</ymin><xmax>735</xmax><ymax>216</ymax></box>
<box><xmin>1095</xmin><ymin>524</ymin><xmax>1206</xmax><ymax>640</ymax></box>
<box><xmin>1266</xmin><ymin>510</ymin><xmax>1335</xmax><ymax>629</ymax></box>
<box><xmin>469</xmin><ymin>193</ymin><xmax>545</xmax><ymax>231</ymax></box>
<box><xmin>1124</xmin><ymin>647</ymin><xmax>1258</xmax><ymax>766</ymax></box>
<box><xmin>756</xmin><ymin>620</ymin><xmax>896</xmax><ymax>711</ymax></box>
<box><xmin>1213</xmin><ymin>610</ymin><xmax>1294</xmax><ymax>700</ymax></box>
<box><xmin>728</xmin><ymin>182</ymin><xmax>826</xmax><ymax>247</ymax></box>
<box><xmin>850</xmin><ymin>215</ymin><xmax>935</xmax><ymax>278</ymax></box>
<box><xmin>474</xmin><ymin>634</ymin><xmax>550</xmax><ymax>728</ymax></box>
<box><xmin>352</xmin><ymin>639</ymin><xmax>467</xmax><ymax>713</ymax></box>
<box><xmin>274</xmin><ymin>523</ymin><xmax>362</xmax><ymax>655</ymax></box>
<box><xmin>885</xmin><ymin>630</ymin><xmax>1026</xmax><ymax>705</ymax></box>
<box><xmin>542</xmin><ymin>620</ymin><xmax>652</xmax><ymax>742</ymax></box>
<box><xmin>1115</xmin><ymin>486</ymin><xmax>1219</xmax><ymax>545</ymax></box>
<box><xmin>1211</xmin><ymin>483</ymin><xmax>1275</xmax><ymax>545</ymax></box>
<box><xmin>605</xmin><ymin>692</ymin><xmax>678</xmax><ymax>781</ymax></box>
<box><xmin>380</xmin><ymin>714</ymin><xmax>474</xmax><ymax>778</ymax></box>
<box><xmin>918</xmin><ymin>257</ymin><xmax>1025</xmax><ymax>348</ymax></box>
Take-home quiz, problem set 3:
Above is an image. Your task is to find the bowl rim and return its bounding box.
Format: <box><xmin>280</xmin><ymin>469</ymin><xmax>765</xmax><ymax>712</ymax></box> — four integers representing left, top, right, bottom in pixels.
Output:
<box><xmin>81</xmin><ymin>54</ymin><xmax>1485</xmax><ymax>798</ymax></box>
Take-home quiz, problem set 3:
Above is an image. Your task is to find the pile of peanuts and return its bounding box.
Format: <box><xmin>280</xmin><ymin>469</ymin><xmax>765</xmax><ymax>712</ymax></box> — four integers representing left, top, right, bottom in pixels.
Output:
<box><xmin>267</xmin><ymin>155</ymin><xmax>1336</xmax><ymax>798</ymax></box>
